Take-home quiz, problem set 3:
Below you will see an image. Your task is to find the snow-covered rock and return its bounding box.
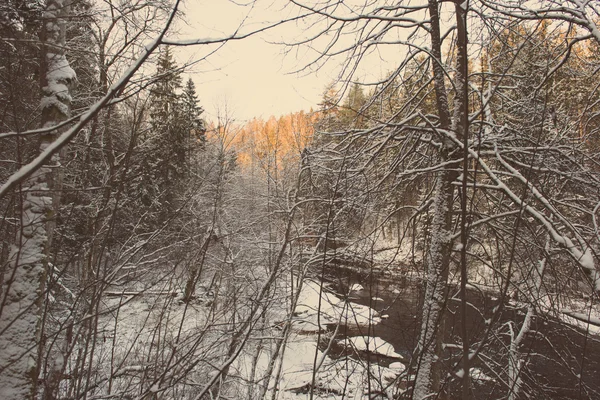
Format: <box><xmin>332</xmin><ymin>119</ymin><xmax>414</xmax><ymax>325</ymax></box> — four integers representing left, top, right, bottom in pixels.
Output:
<box><xmin>370</xmin><ymin>364</ymin><xmax>400</xmax><ymax>383</ymax></box>
<box><xmin>389</xmin><ymin>362</ymin><xmax>406</xmax><ymax>372</ymax></box>
<box><xmin>292</xmin><ymin>281</ymin><xmax>381</xmax><ymax>332</ymax></box>
<box><xmin>343</xmin><ymin>336</ymin><xmax>404</xmax><ymax>359</ymax></box>
<box><xmin>350</xmin><ymin>283</ymin><xmax>364</xmax><ymax>292</ymax></box>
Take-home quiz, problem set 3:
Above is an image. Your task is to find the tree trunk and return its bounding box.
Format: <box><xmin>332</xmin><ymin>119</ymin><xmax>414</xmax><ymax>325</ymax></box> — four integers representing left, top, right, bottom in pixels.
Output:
<box><xmin>412</xmin><ymin>164</ymin><xmax>455</xmax><ymax>399</ymax></box>
<box><xmin>455</xmin><ymin>1</ymin><xmax>471</xmax><ymax>398</ymax></box>
<box><xmin>412</xmin><ymin>1</ymin><xmax>457</xmax><ymax>398</ymax></box>
<box><xmin>508</xmin><ymin>241</ymin><xmax>547</xmax><ymax>400</ymax></box>
<box><xmin>0</xmin><ymin>1</ymin><xmax>74</xmax><ymax>398</ymax></box>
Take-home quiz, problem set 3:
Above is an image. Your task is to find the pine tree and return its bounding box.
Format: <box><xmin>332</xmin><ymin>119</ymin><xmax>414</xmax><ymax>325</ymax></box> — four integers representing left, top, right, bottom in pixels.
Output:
<box><xmin>315</xmin><ymin>82</ymin><xmax>343</xmax><ymax>135</ymax></box>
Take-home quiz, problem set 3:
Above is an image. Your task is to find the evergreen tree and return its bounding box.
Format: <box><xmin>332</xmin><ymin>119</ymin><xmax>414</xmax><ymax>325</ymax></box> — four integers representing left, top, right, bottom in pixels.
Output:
<box><xmin>141</xmin><ymin>50</ymin><xmax>208</xmax><ymax>222</ymax></box>
<box><xmin>182</xmin><ymin>77</ymin><xmax>206</xmax><ymax>149</ymax></box>
<box><xmin>147</xmin><ymin>46</ymin><xmax>186</xmax><ymax>215</ymax></box>
<box><xmin>315</xmin><ymin>82</ymin><xmax>343</xmax><ymax>134</ymax></box>
<box><xmin>340</xmin><ymin>82</ymin><xmax>367</xmax><ymax>128</ymax></box>
<box><xmin>150</xmin><ymin>47</ymin><xmax>182</xmax><ymax>114</ymax></box>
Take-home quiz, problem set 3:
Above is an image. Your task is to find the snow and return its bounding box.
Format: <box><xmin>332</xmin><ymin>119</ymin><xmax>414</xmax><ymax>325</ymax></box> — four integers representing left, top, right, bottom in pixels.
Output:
<box><xmin>578</xmin><ymin>247</ymin><xmax>600</xmax><ymax>292</ymax></box>
<box><xmin>343</xmin><ymin>336</ymin><xmax>404</xmax><ymax>359</ymax></box>
<box><xmin>46</xmin><ymin>53</ymin><xmax>76</xmax><ymax>82</ymax></box>
<box><xmin>389</xmin><ymin>362</ymin><xmax>406</xmax><ymax>372</ymax></box>
<box><xmin>561</xmin><ymin>301</ymin><xmax>600</xmax><ymax>335</ymax></box>
<box><xmin>232</xmin><ymin>325</ymin><xmax>406</xmax><ymax>399</ymax></box>
<box><xmin>221</xmin><ymin>278</ymin><xmax>405</xmax><ymax>399</ymax></box>
<box><xmin>369</xmin><ymin>363</ymin><xmax>404</xmax><ymax>384</ymax></box>
<box><xmin>292</xmin><ymin>280</ymin><xmax>381</xmax><ymax>333</ymax></box>
<box><xmin>0</xmin><ymin>172</ymin><xmax>51</xmax><ymax>400</ymax></box>
<box><xmin>350</xmin><ymin>283</ymin><xmax>363</xmax><ymax>292</ymax></box>
<box><xmin>455</xmin><ymin>367</ymin><xmax>494</xmax><ymax>382</ymax></box>
<box><xmin>267</xmin><ymin>335</ymin><xmax>404</xmax><ymax>399</ymax></box>
<box><xmin>563</xmin><ymin>311</ymin><xmax>600</xmax><ymax>328</ymax></box>
<box><xmin>41</xmin><ymin>52</ymin><xmax>75</xmax><ymax>118</ymax></box>
<box><xmin>471</xmin><ymin>368</ymin><xmax>495</xmax><ymax>382</ymax></box>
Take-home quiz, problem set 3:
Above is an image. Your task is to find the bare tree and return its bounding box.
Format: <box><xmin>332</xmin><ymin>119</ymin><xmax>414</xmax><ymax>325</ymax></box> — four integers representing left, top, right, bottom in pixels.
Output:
<box><xmin>288</xmin><ymin>0</ymin><xmax>600</xmax><ymax>398</ymax></box>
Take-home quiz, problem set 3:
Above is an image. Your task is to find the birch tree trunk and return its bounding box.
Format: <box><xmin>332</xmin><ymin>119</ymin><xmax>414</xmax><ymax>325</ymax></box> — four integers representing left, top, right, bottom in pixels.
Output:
<box><xmin>0</xmin><ymin>1</ymin><xmax>74</xmax><ymax>398</ymax></box>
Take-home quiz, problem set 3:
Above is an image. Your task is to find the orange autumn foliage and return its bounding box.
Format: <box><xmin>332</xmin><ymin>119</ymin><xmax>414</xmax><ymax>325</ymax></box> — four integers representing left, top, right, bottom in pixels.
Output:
<box><xmin>217</xmin><ymin>110</ymin><xmax>317</xmax><ymax>171</ymax></box>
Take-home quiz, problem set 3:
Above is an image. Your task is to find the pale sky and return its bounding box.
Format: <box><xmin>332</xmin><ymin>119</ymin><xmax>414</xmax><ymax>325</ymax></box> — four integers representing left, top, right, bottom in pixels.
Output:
<box><xmin>172</xmin><ymin>0</ymin><xmax>419</xmax><ymax>123</ymax></box>
<box><xmin>174</xmin><ymin>0</ymin><xmax>334</xmax><ymax>123</ymax></box>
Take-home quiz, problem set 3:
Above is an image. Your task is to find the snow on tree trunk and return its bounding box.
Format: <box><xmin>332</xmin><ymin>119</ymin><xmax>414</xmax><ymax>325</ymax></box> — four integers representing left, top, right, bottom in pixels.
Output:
<box><xmin>412</xmin><ymin>2</ymin><xmax>456</xmax><ymax>398</ymax></box>
<box><xmin>412</xmin><ymin>165</ymin><xmax>454</xmax><ymax>399</ymax></box>
<box><xmin>0</xmin><ymin>0</ymin><xmax>74</xmax><ymax>398</ymax></box>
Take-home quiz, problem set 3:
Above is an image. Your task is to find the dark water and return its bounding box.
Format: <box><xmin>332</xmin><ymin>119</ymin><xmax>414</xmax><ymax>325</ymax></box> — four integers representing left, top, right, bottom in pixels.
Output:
<box><xmin>316</xmin><ymin>264</ymin><xmax>600</xmax><ymax>399</ymax></box>
<box><xmin>326</xmin><ymin>275</ymin><xmax>422</xmax><ymax>364</ymax></box>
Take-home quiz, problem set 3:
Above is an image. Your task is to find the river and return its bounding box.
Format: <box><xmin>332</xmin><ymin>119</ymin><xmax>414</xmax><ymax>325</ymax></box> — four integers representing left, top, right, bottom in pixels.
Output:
<box><xmin>313</xmin><ymin>263</ymin><xmax>600</xmax><ymax>399</ymax></box>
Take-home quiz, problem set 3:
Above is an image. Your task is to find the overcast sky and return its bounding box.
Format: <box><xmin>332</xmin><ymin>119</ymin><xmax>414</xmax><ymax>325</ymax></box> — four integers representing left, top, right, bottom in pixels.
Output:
<box><xmin>173</xmin><ymin>0</ymin><xmax>334</xmax><ymax>123</ymax></box>
<box><xmin>171</xmin><ymin>0</ymin><xmax>415</xmax><ymax>123</ymax></box>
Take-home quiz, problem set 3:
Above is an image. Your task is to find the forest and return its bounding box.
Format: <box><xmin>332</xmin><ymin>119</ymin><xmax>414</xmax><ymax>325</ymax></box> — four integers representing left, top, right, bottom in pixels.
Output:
<box><xmin>1</xmin><ymin>0</ymin><xmax>600</xmax><ymax>399</ymax></box>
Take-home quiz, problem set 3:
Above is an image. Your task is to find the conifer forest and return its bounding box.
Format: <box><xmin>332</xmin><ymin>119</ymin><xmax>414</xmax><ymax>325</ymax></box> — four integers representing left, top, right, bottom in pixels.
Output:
<box><xmin>2</xmin><ymin>1</ymin><xmax>600</xmax><ymax>399</ymax></box>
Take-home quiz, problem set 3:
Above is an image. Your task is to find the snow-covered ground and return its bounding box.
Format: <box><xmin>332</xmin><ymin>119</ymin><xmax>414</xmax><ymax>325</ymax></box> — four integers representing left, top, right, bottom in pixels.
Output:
<box><xmin>344</xmin><ymin>336</ymin><xmax>404</xmax><ymax>360</ymax></box>
<box><xmin>265</xmin><ymin>336</ymin><xmax>406</xmax><ymax>399</ymax></box>
<box><xmin>87</xmin><ymin>277</ymin><xmax>406</xmax><ymax>399</ymax></box>
<box><xmin>85</xmin><ymin>236</ymin><xmax>599</xmax><ymax>400</ymax></box>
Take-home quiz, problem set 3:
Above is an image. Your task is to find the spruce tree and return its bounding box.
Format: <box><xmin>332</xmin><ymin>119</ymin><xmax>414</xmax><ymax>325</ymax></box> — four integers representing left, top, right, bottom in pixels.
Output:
<box><xmin>340</xmin><ymin>82</ymin><xmax>367</xmax><ymax>128</ymax></box>
<box><xmin>148</xmin><ymin>46</ymin><xmax>186</xmax><ymax>215</ymax></box>
<box><xmin>182</xmin><ymin>77</ymin><xmax>206</xmax><ymax>151</ymax></box>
